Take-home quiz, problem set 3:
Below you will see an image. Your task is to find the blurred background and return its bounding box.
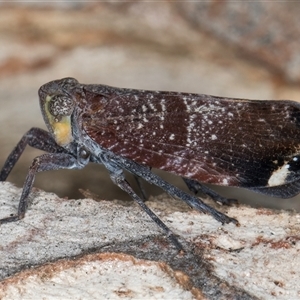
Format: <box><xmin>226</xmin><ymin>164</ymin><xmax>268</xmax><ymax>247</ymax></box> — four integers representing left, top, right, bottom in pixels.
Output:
<box><xmin>1</xmin><ymin>1</ymin><xmax>300</xmax><ymax>211</ymax></box>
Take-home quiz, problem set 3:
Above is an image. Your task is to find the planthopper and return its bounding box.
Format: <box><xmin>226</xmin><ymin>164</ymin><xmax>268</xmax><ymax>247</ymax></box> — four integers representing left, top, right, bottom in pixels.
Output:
<box><xmin>1</xmin><ymin>77</ymin><xmax>300</xmax><ymax>250</ymax></box>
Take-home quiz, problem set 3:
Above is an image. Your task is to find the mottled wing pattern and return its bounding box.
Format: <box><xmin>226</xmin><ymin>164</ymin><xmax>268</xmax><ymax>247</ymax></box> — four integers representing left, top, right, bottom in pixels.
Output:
<box><xmin>81</xmin><ymin>85</ymin><xmax>300</xmax><ymax>190</ymax></box>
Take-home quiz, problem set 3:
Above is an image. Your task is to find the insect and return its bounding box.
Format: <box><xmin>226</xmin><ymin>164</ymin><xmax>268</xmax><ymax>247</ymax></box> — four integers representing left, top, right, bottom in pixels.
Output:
<box><xmin>1</xmin><ymin>77</ymin><xmax>300</xmax><ymax>251</ymax></box>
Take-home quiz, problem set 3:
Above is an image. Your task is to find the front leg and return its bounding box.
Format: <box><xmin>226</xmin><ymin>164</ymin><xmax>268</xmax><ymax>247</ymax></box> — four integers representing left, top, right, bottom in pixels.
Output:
<box><xmin>0</xmin><ymin>152</ymin><xmax>85</xmax><ymax>224</ymax></box>
<box><xmin>0</xmin><ymin>127</ymin><xmax>67</xmax><ymax>181</ymax></box>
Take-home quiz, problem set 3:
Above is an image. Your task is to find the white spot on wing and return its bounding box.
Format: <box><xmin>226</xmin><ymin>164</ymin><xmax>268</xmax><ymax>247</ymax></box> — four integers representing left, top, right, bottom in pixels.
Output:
<box><xmin>222</xmin><ymin>178</ymin><xmax>228</xmax><ymax>185</ymax></box>
<box><xmin>149</xmin><ymin>103</ymin><xmax>157</xmax><ymax>111</ymax></box>
<box><xmin>268</xmin><ymin>163</ymin><xmax>290</xmax><ymax>186</ymax></box>
<box><xmin>161</xmin><ymin>99</ymin><xmax>166</xmax><ymax>112</ymax></box>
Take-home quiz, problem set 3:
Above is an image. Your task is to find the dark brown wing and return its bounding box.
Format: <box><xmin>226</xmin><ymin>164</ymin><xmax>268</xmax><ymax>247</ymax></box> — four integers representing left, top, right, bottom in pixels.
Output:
<box><xmin>81</xmin><ymin>85</ymin><xmax>300</xmax><ymax>189</ymax></box>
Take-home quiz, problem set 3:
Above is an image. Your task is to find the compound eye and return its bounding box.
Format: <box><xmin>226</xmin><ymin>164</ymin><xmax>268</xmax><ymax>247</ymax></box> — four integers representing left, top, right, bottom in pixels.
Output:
<box><xmin>49</xmin><ymin>95</ymin><xmax>75</xmax><ymax>118</ymax></box>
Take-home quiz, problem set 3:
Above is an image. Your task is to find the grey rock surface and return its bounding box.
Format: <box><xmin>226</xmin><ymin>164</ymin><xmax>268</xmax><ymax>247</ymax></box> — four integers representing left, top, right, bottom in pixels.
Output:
<box><xmin>0</xmin><ymin>182</ymin><xmax>299</xmax><ymax>299</ymax></box>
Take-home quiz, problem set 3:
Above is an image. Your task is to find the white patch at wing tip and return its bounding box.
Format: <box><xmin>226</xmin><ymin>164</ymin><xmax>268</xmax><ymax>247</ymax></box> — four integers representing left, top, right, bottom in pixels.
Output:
<box><xmin>268</xmin><ymin>163</ymin><xmax>290</xmax><ymax>187</ymax></box>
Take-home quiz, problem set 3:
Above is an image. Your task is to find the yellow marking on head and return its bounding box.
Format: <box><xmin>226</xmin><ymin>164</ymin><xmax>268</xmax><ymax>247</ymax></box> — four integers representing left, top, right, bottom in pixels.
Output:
<box><xmin>52</xmin><ymin>116</ymin><xmax>73</xmax><ymax>146</ymax></box>
<box><xmin>44</xmin><ymin>95</ymin><xmax>73</xmax><ymax>146</ymax></box>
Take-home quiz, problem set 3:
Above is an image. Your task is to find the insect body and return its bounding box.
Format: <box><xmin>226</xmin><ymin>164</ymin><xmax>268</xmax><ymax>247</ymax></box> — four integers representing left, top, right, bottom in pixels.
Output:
<box><xmin>1</xmin><ymin>77</ymin><xmax>300</xmax><ymax>250</ymax></box>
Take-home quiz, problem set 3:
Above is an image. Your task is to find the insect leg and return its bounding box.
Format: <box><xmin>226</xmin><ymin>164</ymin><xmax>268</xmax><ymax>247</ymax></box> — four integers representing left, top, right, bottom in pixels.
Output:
<box><xmin>0</xmin><ymin>152</ymin><xmax>84</xmax><ymax>224</ymax></box>
<box><xmin>183</xmin><ymin>178</ymin><xmax>238</xmax><ymax>205</ymax></box>
<box><xmin>133</xmin><ymin>175</ymin><xmax>148</xmax><ymax>200</ymax></box>
<box><xmin>117</xmin><ymin>157</ymin><xmax>238</xmax><ymax>225</ymax></box>
<box><xmin>112</xmin><ymin>173</ymin><xmax>183</xmax><ymax>251</ymax></box>
<box><xmin>100</xmin><ymin>156</ymin><xmax>183</xmax><ymax>251</ymax></box>
<box><xmin>0</xmin><ymin>128</ymin><xmax>67</xmax><ymax>181</ymax></box>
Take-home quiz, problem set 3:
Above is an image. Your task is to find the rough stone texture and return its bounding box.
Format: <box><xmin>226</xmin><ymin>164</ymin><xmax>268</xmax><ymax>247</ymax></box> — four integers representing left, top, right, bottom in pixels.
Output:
<box><xmin>177</xmin><ymin>2</ymin><xmax>300</xmax><ymax>83</ymax></box>
<box><xmin>3</xmin><ymin>2</ymin><xmax>300</xmax><ymax>83</ymax></box>
<box><xmin>0</xmin><ymin>253</ymin><xmax>203</xmax><ymax>300</ymax></box>
<box><xmin>0</xmin><ymin>182</ymin><xmax>299</xmax><ymax>299</ymax></box>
